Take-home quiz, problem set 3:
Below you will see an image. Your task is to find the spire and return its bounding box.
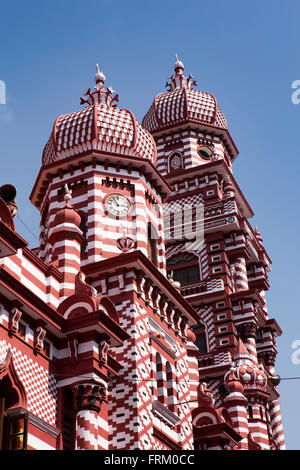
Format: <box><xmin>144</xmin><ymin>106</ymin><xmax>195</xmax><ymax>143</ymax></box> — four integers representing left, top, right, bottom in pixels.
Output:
<box><xmin>165</xmin><ymin>55</ymin><xmax>197</xmax><ymax>91</ymax></box>
<box><xmin>80</xmin><ymin>64</ymin><xmax>119</xmax><ymax>108</ymax></box>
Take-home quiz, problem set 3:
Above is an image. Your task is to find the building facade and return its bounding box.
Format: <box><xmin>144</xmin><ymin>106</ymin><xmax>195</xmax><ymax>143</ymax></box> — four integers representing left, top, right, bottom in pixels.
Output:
<box><xmin>0</xmin><ymin>58</ymin><xmax>285</xmax><ymax>450</ymax></box>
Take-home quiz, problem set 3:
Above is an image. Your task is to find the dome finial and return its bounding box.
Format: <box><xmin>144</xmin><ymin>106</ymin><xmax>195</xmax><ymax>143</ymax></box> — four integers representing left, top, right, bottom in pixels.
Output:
<box><xmin>165</xmin><ymin>55</ymin><xmax>197</xmax><ymax>92</ymax></box>
<box><xmin>80</xmin><ymin>65</ymin><xmax>119</xmax><ymax>108</ymax></box>
<box><xmin>64</xmin><ymin>184</ymin><xmax>72</xmax><ymax>201</ymax></box>
<box><xmin>94</xmin><ymin>64</ymin><xmax>106</xmax><ymax>86</ymax></box>
<box><xmin>174</xmin><ymin>54</ymin><xmax>184</xmax><ymax>72</ymax></box>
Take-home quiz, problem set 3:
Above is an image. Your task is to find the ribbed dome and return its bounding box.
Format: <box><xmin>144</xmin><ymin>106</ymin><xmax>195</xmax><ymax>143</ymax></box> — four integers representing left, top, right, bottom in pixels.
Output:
<box><xmin>142</xmin><ymin>88</ymin><xmax>227</xmax><ymax>133</ymax></box>
<box><xmin>142</xmin><ymin>58</ymin><xmax>227</xmax><ymax>133</ymax></box>
<box><xmin>42</xmin><ymin>67</ymin><xmax>157</xmax><ymax>166</ymax></box>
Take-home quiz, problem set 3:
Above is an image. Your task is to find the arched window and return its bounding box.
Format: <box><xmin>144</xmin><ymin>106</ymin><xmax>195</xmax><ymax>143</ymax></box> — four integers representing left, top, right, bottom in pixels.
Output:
<box><xmin>166</xmin><ymin>362</ymin><xmax>176</xmax><ymax>412</ymax></box>
<box><xmin>78</xmin><ymin>212</ymin><xmax>87</xmax><ymax>253</ymax></box>
<box><xmin>260</xmin><ymin>406</ymin><xmax>264</xmax><ymax>420</ymax></box>
<box><xmin>167</xmin><ymin>252</ymin><xmax>200</xmax><ymax>285</ymax></box>
<box><xmin>147</xmin><ymin>222</ymin><xmax>158</xmax><ymax>267</ymax></box>
<box><xmin>0</xmin><ymin>353</ymin><xmax>28</xmax><ymax>450</ymax></box>
<box><xmin>155</xmin><ymin>353</ymin><xmax>165</xmax><ymax>404</ymax></box>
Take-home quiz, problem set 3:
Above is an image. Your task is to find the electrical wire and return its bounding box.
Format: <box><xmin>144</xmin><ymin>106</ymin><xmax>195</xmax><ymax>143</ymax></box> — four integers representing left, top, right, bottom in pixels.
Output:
<box><xmin>8</xmin><ymin>366</ymin><xmax>299</xmax><ymax>383</ymax></box>
<box><xmin>16</xmin><ymin>214</ymin><xmax>39</xmax><ymax>242</ymax></box>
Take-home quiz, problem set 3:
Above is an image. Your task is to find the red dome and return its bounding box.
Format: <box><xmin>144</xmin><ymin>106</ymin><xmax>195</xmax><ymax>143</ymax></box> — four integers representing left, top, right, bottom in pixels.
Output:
<box><xmin>54</xmin><ymin>199</ymin><xmax>81</xmax><ymax>228</ymax></box>
<box><xmin>42</xmin><ymin>70</ymin><xmax>157</xmax><ymax>167</ymax></box>
<box><xmin>142</xmin><ymin>59</ymin><xmax>227</xmax><ymax>133</ymax></box>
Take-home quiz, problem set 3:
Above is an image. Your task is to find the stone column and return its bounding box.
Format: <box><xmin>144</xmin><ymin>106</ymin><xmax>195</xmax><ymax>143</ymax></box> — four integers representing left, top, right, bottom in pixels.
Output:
<box><xmin>240</xmin><ymin>323</ymin><xmax>258</xmax><ymax>364</ymax></box>
<box><xmin>268</xmin><ymin>400</ymin><xmax>286</xmax><ymax>450</ymax></box>
<box><xmin>224</xmin><ymin>368</ymin><xmax>249</xmax><ymax>450</ymax></box>
<box><xmin>48</xmin><ymin>195</ymin><xmax>83</xmax><ymax>301</ymax></box>
<box><xmin>73</xmin><ymin>383</ymin><xmax>106</xmax><ymax>450</ymax></box>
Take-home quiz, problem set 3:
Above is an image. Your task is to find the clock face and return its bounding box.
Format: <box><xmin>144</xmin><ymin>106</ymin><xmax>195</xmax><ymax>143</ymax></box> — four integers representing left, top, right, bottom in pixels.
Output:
<box><xmin>105</xmin><ymin>194</ymin><xmax>131</xmax><ymax>217</ymax></box>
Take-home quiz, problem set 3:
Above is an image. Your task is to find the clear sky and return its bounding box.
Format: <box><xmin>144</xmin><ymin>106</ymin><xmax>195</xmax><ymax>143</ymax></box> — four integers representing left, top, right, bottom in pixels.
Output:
<box><xmin>0</xmin><ymin>0</ymin><xmax>299</xmax><ymax>449</ymax></box>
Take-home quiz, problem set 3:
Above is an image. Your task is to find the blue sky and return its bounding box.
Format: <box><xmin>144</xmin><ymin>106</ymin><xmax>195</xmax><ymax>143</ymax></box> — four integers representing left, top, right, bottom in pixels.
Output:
<box><xmin>0</xmin><ymin>0</ymin><xmax>299</xmax><ymax>449</ymax></box>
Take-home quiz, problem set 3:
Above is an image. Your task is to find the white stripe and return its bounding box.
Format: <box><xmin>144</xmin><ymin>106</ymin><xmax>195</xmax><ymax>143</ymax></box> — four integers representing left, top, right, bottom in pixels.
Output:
<box><xmin>27</xmin><ymin>433</ymin><xmax>56</xmax><ymax>450</ymax></box>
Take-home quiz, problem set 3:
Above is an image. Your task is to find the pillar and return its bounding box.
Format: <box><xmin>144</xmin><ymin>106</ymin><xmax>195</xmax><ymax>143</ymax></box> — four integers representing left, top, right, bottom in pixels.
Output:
<box><xmin>224</xmin><ymin>369</ymin><xmax>249</xmax><ymax>449</ymax></box>
<box><xmin>234</xmin><ymin>257</ymin><xmax>249</xmax><ymax>292</ymax></box>
<box><xmin>48</xmin><ymin>195</ymin><xmax>83</xmax><ymax>301</ymax></box>
<box><xmin>240</xmin><ymin>323</ymin><xmax>258</xmax><ymax>364</ymax></box>
<box><xmin>73</xmin><ymin>383</ymin><xmax>106</xmax><ymax>450</ymax></box>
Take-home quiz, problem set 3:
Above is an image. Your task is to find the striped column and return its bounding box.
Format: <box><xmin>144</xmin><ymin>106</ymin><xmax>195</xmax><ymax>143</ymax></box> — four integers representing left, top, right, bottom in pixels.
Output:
<box><xmin>268</xmin><ymin>400</ymin><xmax>286</xmax><ymax>449</ymax></box>
<box><xmin>247</xmin><ymin>401</ymin><xmax>270</xmax><ymax>450</ymax></box>
<box><xmin>224</xmin><ymin>371</ymin><xmax>249</xmax><ymax>449</ymax></box>
<box><xmin>234</xmin><ymin>257</ymin><xmax>249</xmax><ymax>292</ymax></box>
<box><xmin>48</xmin><ymin>197</ymin><xmax>83</xmax><ymax>301</ymax></box>
<box><xmin>73</xmin><ymin>383</ymin><xmax>106</xmax><ymax>450</ymax></box>
<box><xmin>259</xmin><ymin>290</ymin><xmax>268</xmax><ymax>316</ymax></box>
<box><xmin>186</xmin><ymin>329</ymin><xmax>200</xmax><ymax>410</ymax></box>
<box><xmin>240</xmin><ymin>323</ymin><xmax>258</xmax><ymax>364</ymax></box>
<box><xmin>75</xmin><ymin>409</ymin><xmax>99</xmax><ymax>450</ymax></box>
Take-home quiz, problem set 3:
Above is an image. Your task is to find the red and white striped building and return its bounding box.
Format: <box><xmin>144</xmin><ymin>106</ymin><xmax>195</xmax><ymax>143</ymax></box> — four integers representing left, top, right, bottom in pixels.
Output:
<box><xmin>0</xmin><ymin>58</ymin><xmax>285</xmax><ymax>450</ymax></box>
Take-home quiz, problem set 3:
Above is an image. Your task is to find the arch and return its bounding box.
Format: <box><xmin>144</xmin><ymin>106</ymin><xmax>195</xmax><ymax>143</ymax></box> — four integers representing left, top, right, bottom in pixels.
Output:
<box><xmin>166</xmin><ymin>361</ymin><xmax>176</xmax><ymax>411</ymax></box>
<box><xmin>0</xmin><ymin>350</ymin><xmax>27</xmax><ymax>409</ymax></box>
<box><xmin>167</xmin><ymin>251</ymin><xmax>201</xmax><ymax>285</ymax></box>
<box><xmin>78</xmin><ymin>210</ymin><xmax>87</xmax><ymax>253</ymax></box>
<box><xmin>192</xmin><ymin>410</ymin><xmax>218</xmax><ymax>428</ymax></box>
<box><xmin>155</xmin><ymin>353</ymin><xmax>164</xmax><ymax>404</ymax></box>
<box><xmin>58</xmin><ymin>293</ymin><xmax>99</xmax><ymax>319</ymax></box>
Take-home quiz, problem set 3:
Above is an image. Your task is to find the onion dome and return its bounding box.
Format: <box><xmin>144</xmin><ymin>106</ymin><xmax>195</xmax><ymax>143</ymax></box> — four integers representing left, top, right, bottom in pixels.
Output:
<box><xmin>42</xmin><ymin>65</ymin><xmax>157</xmax><ymax>166</ymax></box>
<box><xmin>142</xmin><ymin>56</ymin><xmax>227</xmax><ymax>133</ymax></box>
<box><xmin>225</xmin><ymin>339</ymin><xmax>267</xmax><ymax>393</ymax></box>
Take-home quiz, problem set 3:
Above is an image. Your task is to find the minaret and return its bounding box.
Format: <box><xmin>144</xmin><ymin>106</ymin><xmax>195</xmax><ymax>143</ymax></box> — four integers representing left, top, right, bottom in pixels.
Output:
<box><xmin>142</xmin><ymin>57</ymin><xmax>285</xmax><ymax>450</ymax></box>
<box><xmin>30</xmin><ymin>65</ymin><xmax>201</xmax><ymax>450</ymax></box>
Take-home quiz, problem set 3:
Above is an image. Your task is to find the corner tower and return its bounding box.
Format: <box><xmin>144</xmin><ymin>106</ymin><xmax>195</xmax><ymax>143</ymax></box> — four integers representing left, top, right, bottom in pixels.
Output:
<box><xmin>142</xmin><ymin>56</ymin><xmax>285</xmax><ymax>450</ymax></box>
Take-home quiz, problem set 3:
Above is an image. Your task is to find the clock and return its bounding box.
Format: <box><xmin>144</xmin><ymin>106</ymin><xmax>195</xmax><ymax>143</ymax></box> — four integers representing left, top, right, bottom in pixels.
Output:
<box><xmin>105</xmin><ymin>194</ymin><xmax>131</xmax><ymax>217</ymax></box>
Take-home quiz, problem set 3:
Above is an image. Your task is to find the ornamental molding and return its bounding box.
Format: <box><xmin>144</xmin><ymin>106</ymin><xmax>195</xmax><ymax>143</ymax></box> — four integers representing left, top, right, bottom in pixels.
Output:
<box><xmin>152</xmin><ymin>400</ymin><xmax>180</xmax><ymax>427</ymax></box>
<box><xmin>8</xmin><ymin>407</ymin><xmax>60</xmax><ymax>438</ymax></box>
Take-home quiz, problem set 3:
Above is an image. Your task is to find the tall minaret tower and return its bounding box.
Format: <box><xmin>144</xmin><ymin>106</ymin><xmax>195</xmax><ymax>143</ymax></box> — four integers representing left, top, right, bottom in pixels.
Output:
<box><xmin>142</xmin><ymin>56</ymin><xmax>285</xmax><ymax>450</ymax></box>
